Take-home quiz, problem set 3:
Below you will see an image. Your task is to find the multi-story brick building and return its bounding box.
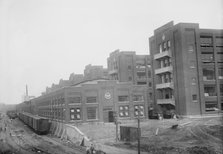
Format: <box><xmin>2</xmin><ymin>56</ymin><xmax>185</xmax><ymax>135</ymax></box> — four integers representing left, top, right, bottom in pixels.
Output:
<box><xmin>17</xmin><ymin>79</ymin><xmax>148</xmax><ymax>123</ymax></box>
<box><xmin>69</xmin><ymin>73</ymin><xmax>84</xmax><ymax>85</ymax></box>
<box><xmin>149</xmin><ymin>21</ymin><xmax>223</xmax><ymax>116</ymax></box>
<box><xmin>84</xmin><ymin>64</ymin><xmax>108</xmax><ymax>81</ymax></box>
<box><xmin>107</xmin><ymin>49</ymin><xmax>153</xmax><ymax>107</ymax></box>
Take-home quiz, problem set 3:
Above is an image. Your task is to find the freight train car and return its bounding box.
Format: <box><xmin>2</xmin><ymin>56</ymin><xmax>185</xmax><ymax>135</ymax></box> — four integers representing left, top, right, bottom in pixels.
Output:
<box><xmin>18</xmin><ymin>112</ymin><xmax>50</xmax><ymax>135</ymax></box>
<box><xmin>6</xmin><ymin>110</ymin><xmax>17</xmax><ymax>119</ymax></box>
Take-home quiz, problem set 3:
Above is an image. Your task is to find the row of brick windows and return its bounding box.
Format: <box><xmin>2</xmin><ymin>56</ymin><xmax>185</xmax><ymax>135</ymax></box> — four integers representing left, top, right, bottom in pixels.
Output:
<box><xmin>39</xmin><ymin>108</ymin><xmax>64</xmax><ymax>120</ymax></box>
<box><xmin>119</xmin><ymin>105</ymin><xmax>145</xmax><ymax>117</ymax></box>
<box><xmin>70</xmin><ymin>107</ymin><xmax>98</xmax><ymax>121</ymax></box>
<box><xmin>69</xmin><ymin>105</ymin><xmax>145</xmax><ymax>121</ymax></box>
<box><xmin>200</xmin><ymin>36</ymin><xmax>223</xmax><ymax>47</ymax></box>
<box><xmin>67</xmin><ymin>95</ymin><xmax>145</xmax><ymax>104</ymax></box>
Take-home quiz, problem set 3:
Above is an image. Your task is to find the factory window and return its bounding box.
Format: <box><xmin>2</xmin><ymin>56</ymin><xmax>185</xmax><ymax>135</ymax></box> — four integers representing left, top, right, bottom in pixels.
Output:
<box><xmin>192</xmin><ymin>77</ymin><xmax>196</xmax><ymax>85</ymax></box>
<box><xmin>87</xmin><ymin>107</ymin><xmax>97</xmax><ymax>120</ymax></box>
<box><xmin>119</xmin><ymin>105</ymin><xmax>129</xmax><ymax>117</ymax></box>
<box><xmin>204</xmin><ymin>85</ymin><xmax>217</xmax><ymax>96</ymax></box>
<box><xmin>128</xmin><ymin>76</ymin><xmax>132</xmax><ymax>81</ymax></box>
<box><xmin>170</xmin><ymin>73</ymin><xmax>173</xmax><ymax>82</ymax></box>
<box><xmin>192</xmin><ymin>94</ymin><xmax>197</xmax><ymax>101</ymax></box>
<box><xmin>215</xmin><ymin>36</ymin><xmax>223</xmax><ymax>47</ymax></box>
<box><xmin>220</xmin><ymin>84</ymin><xmax>223</xmax><ymax>96</ymax></box>
<box><xmin>134</xmin><ymin>105</ymin><xmax>144</xmax><ymax>117</ymax></box>
<box><xmin>118</xmin><ymin>95</ymin><xmax>129</xmax><ymax>102</ymax></box>
<box><xmin>163</xmin><ymin>42</ymin><xmax>167</xmax><ymax>51</ymax></box>
<box><xmin>147</xmin><ymin>64</ymin><xmax>151</xmax><ymax>68</ymax></box>
<box><xmin>86</xmin><ymin>96</ymin><xmax>97</xmax><ymax>103</ymax></box>
<box><xmin>190</xmin><ymin>61</ymin><xmax>196</xmax><ymax>69</ymax></box>
<box><xmin>70</xmin><ymin>108</ymin><xmax>81</xmax><ymax>120</ymax></box>
<box><xmin>149</xmin><ymin>82</ymin><xmax>152</xmax><ymax>87</ymax></box>
<box><xmin>68</xmin><ymin>97</ymin><xmax>81</xmax><ymax>104</ymax></box>
<box><xmin>149</xmin><ymin>93</ymin><xmax>153</xmax><ymax>99</ymax></box>
<box><xmin>205</xmin><ymin>101</ymin><xmax>218</xmax><ymax>112</ymax></box>
<box><xmin>188</xmin><ymin>45</ymin><xmax>194</xmax><ymax>52</ymax></box>
<box><xmin>218</xmin><ymin>68</ymin><xmax>223</xmax><ymax>79</ymax></box>
<box><xmin>200</xmin><ymin>36</ymin><xmax>213</xmax><ymax>47</ymax></box>
<box><xmin>167</xmin><ymin>40</ymin><xmax>171</xmax><ymax>48</ymax></box>
<box><xmin>164</xmin><ymin>58</ymin><xmax>170</xmax><ymax>67</ymax></box>
<box><xmin>203</xmin><ymin>68</ymin><xmax>215</xmax><ymax>80</ymax></box>
<box><xmin>216</xmin><ymin>46</ymin><xmax>223</xmax><ymax>54</ymax></box>
<box><xmin>137</xmin><ymin>82</ymin><xmax>146</xmax><ymax>85</ymax></box>
<box><xmin>133</xmin><ymin>95</ymin><xmax>144</xmax><ymax>102</ymax></box>
<box><xmin>159</xmin><ymin>44</ymin><xmax>162</xmax><ymax>53</ymax></box>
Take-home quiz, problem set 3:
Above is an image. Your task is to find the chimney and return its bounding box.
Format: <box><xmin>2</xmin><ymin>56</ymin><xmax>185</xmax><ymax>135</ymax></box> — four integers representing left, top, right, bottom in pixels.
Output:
<box><xmin>26</xmin><ymin>85</ymin><xmax>28</xmax><ymax>96</ymax></box>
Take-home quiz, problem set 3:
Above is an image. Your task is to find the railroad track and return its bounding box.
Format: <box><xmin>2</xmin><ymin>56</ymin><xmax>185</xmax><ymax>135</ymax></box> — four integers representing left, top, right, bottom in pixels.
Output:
<box><xmin>8</xmin><ymin>125</ymin><xmax>51</xmax><ymax>154</ymax></box>
<box><xmin>12</xmin><ymin>121</ymin><xmax>85</xmax><ymax>154</ymax></box>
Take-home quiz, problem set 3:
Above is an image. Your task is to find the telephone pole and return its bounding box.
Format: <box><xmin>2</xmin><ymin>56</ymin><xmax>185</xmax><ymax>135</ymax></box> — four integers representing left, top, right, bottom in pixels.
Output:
<box><xmin>137</xmin><ymin>109</ymin><xmax>141</xmax><ymax>154</ymax></box>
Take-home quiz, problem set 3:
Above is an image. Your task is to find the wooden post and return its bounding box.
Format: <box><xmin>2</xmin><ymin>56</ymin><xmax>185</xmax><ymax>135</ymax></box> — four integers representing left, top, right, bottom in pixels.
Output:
<box><xmin>137</xmin><ymin>110</ymin><xmax>141</xmax><ymax>154</ymax></box>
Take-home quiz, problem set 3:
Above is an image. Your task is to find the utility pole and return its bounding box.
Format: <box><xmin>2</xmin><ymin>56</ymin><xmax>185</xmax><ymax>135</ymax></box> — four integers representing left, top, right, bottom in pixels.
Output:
<box><xmin>114</xmin><ymin>111</ymin><xmax>118</xmax><ymax>142</ymax></box>
<box><xmin>137</xmin><ymin>109</ymin><xmax>141</xmax><ymax>154</ymax></box>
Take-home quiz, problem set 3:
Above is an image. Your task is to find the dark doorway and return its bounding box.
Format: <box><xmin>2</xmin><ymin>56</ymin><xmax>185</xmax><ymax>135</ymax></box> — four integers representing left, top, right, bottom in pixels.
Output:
<box><xmin>108</xmin><ymin>111</ymin><xmax>114</xmax><ymax>122</ymax></box>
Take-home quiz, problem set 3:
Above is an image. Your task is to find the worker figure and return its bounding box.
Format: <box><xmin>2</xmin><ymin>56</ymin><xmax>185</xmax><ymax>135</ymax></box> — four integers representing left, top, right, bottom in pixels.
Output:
<box><xmin>86</xmin><ymin>143</ymin><xmax>95</xmax><ymax>154</ymax></box>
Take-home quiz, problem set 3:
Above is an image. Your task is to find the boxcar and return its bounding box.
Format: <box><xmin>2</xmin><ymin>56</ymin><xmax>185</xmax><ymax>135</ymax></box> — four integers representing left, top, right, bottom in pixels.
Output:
<box><xmin>32</xmin><ymin>116</ymin><xmax>50</xmax><ymax>134</ymax></box>
<box><xmin>18</xmin><ymin>112</ymin><xmax>50</xmax><ymax>135</ymax></box>
<box><xmin>7</xmin><ymin>110</ymin><xmax>17</xmax><ymax>119</ymax></box>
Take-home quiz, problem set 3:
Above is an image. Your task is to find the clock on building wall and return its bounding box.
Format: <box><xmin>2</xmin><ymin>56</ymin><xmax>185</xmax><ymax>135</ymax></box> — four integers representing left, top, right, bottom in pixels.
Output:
<box><xmin>104</xmin><ymin>91</ymin><xmax>111</xmax><ymax>100</ymax></box>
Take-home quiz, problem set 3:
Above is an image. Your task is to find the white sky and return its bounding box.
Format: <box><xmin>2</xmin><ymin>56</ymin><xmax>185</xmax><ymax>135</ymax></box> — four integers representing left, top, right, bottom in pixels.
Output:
<box><xmin>0</xmin><ymin>0</ymin><xmax>222</xmax><ymax>104</ymax></box>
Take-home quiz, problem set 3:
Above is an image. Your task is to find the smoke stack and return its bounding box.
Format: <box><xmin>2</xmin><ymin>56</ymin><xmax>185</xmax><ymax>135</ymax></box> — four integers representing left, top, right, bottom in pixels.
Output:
<box><xmin>26</xmin><ymin>85</ymin><xmax>28</xmax><ymax>96</ymax></box>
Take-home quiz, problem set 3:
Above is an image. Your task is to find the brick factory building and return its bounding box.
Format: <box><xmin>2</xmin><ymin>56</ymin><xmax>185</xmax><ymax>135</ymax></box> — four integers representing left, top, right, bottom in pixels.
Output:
<box><xmin>44</xmin><ymin>64</ymin><xmax>108</xmax><ymax>94</ymax></box>
<box><xmin>107</xmin><ymin>49</ymin><xmax>153</xmax><ymax>108</ymax></box>
<box><xmin>17</xmin><ymin>79</ymin><xmax>148</xmax><ymax>123</ymax></box>
<box><xmin>149</xmin><ymin>21</ymin><xmax>223</xmax><ymax>116</ymax></box>
<box><xmin>84</xmin><ymin>64</ymin><xmax>108</xmax><ymax>80</ymax></box>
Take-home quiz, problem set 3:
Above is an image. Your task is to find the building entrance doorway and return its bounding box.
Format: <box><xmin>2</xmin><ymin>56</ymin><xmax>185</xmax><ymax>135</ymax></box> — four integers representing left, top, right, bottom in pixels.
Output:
<box><xmin>108</xmin><ymin>111</ymin><xmax>114</xmax><ymax>122</ymax></box>
<box><xmin>103</xmin><ymin>108</ymin><xmax>114</xmax><ymax>123</ymax></box>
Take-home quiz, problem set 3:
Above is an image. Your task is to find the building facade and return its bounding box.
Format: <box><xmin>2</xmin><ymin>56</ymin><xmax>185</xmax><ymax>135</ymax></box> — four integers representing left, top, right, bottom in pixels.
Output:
<box><xmin>149</xmin><ymin>21</ymin><xmax>223</xmax><ymax>115</ymax></box>
<box><xmin>107</xmin><ymin>50</ymin><xmax>153</xmax><ymax>107</ymax></box>
<box><xmin>84</xmin><ymin>64</ymin><xmax>108</xmax><ymax>80</ymax></box>
<box><xmin>17</xmin><ymin>79</ymin><xmax>148</xmax><ymax>123</ymax></box>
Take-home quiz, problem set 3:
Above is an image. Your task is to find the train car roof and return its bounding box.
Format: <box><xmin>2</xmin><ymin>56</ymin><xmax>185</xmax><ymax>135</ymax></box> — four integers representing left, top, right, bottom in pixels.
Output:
<box><xmin>20</xmin><ymin>112</ymin><xmax>49</xmax><ymax>120</ymax></box>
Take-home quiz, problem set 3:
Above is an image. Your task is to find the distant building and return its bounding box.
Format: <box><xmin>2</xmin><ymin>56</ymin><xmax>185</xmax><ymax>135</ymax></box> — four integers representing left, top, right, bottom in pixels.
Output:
<box><xmin>69</xmin><ymin>73</ymin><xmax>84</xmax><ymax>85</ymax></box>
<box><xmin>107</xmin><ymin>50</ymin><xmax>153</xmax><ymax>107</ymax></box>
<box><xmin>17</xmin><ymin>79</ymin><xmax>148</xmax><ymax>123</ymax></box>
<box><xmin>149</xmin><ymin>21</ymin><xmax>223</xmax><ymax>116</ymax></box>
<box><xmin>84</xmin><ymin>64</ymin><xmax>108</xmax><ymax>80</ymax></box>
<box><xmin>44</xmin><ymin>73</ymin><xmax>84</xmax><ymax>94</ymax></box>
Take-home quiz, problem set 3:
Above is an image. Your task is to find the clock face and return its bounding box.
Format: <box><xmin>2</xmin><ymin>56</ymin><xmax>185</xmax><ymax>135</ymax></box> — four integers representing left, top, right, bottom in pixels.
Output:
<box><xmin>104</xmin><ymin>92</ymin><xmax>111</xmax><ymax>100</ymax></box>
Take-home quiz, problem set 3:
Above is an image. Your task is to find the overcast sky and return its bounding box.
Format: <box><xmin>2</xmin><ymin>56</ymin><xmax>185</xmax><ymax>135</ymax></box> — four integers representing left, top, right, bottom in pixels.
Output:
<box><xmin>0</xmin><ymin>0</ymin><xmax>222</xmax><ymax>104</ymax></box>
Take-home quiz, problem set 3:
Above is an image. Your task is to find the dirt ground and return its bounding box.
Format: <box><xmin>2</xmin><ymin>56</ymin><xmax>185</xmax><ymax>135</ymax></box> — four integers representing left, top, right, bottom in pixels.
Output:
<box><xmin>78</xmin><ymin>115</ymin><xmax>223</xmax><ymax>154</ymax></box>
<box><xmin>0</xmin><ymin>114</ymin><xmax>85</xmax><ymax>154</ymax></box>
<box><xmin>0</xmin><ymin>114</ymin><xmax>222</xmax><ymax>154</ymax></box>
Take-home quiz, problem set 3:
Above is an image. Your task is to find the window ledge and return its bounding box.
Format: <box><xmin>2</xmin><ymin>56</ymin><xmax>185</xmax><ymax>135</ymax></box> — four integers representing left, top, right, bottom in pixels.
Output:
<box><xmin>68</xmin><ymin>103</ymin><xmax>81</xmax><ymax>105</ymax></box>
<box><xmin>86</xmin><ymin>102</ymin><xmax>99</xmax><ymax>104</ymax></box>
<box><xmin>86</xmin><ymin>119</ymin><xmax>99</xmax><ymax>122</ymax></box>
<box><xmin>118</xmin><ymin>101</ymin><xmax>129</xmax><ymax>103</ymax></box>
<box><xmin>133</xmin><ymin>101</ymin><xmax>144</xmax><ymax>103</ymax></box>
